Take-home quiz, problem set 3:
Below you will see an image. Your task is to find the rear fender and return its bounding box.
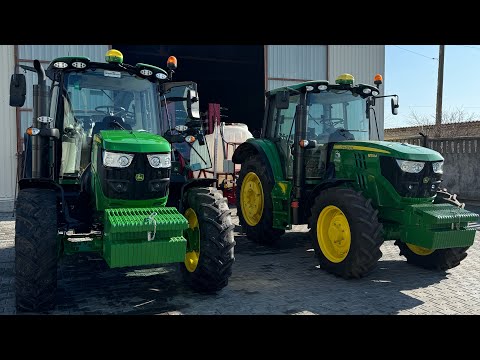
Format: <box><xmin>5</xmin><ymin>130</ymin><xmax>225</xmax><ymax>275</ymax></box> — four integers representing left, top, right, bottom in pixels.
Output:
<box><xmin>232</xmin><ymin>138</ymin><xmax>284</xmax><ymax>181</ymax></box>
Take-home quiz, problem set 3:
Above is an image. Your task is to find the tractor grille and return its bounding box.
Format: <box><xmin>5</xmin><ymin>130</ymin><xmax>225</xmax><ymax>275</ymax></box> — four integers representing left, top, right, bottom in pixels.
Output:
<box><xmin>380</xmin><ymin>156</ymin><xmax>442</xmax><ymax>198</ymax></box>
<box><xmin>98</xmin><ymin>151</ymin><xmax>171</xmax><ymax>200</ymax></box>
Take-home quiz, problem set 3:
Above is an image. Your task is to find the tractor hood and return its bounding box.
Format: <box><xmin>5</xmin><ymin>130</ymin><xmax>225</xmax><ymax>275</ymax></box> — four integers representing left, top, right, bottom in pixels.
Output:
<box><xmin>98</xmin><ymin>130</ymin><xmax>171</xmax><ymax>153</ymax></box>
<box><xmin>333</xmin><ymin>141</ymin><xmax>444</xmax><ymax>161</ymax></box>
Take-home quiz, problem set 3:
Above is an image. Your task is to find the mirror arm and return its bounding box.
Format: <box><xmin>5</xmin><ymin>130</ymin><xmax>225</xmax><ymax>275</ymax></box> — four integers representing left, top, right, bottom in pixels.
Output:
<box><xmin>372</xmin><ymin>94</ymin><xmax>398</xmax><ymax>100</ymax></box>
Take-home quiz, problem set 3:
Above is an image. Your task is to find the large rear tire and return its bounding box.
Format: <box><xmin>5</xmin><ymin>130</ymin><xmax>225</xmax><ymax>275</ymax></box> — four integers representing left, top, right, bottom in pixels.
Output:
<box><xmin>15</xmin><ymin>188</ymin><xmax>58</xmax><ymax>312</ymax></box>
<box><xmin>180</xmin><ymin>187</ymin><xmax>235</xmax><ymax>292</ymax></box>
<box><xmin>395</xmin><ymin>241</ymin><xmax>469</xmax><ymax>270</ymax></box>
<box><xmin>236</xmin><ymin>155</ymin><xmax>284</xmax><ymax>245</ymax></box>
<box><xmin>309</xmin><ymin>187</ymin><xmax>384</xmax><ymax>279</ymax></box>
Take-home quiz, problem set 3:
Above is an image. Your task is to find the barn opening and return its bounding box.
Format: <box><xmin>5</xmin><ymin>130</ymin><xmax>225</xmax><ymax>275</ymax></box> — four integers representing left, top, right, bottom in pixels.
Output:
<box><xmin>114</xmin><ymin>45</ymin><xmax>265</xmax><ymax>135</ymax></box>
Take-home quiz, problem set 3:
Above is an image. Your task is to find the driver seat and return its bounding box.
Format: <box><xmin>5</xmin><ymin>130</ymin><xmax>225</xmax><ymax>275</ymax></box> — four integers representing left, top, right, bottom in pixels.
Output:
<box><xmin>92</xmin><ymin>116</ymin><xmax>132</xmax><ymax>137</ymax></box>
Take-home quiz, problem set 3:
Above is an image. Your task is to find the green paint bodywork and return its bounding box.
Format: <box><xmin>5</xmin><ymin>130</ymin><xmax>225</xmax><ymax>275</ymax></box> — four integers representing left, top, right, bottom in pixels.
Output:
<box><xmin>332</xmin><ymin>140</ymin><xmax>443</xmax><ymax>209</ymax></box>
<box><xmin>249</xmin><ymin>137</ymin><xmax>478</xmax><ymax>249</ymax></box>
<box><xmin>244</xmin><ymin>138</ymin><xmax>285</xmax><ymax>181</ymax></box>
<box><xmin>331</xmin><ymin>141</ymin><xmax>477</xmax><ymax>248</ymax></box>
<box><xmin>333</xmin><ymin>140</ymin><xmax>444</xmax><ymax>161</ymax></box>
<box><xmin>65</xmin><ymin>128</ymin><xmax>184</xmax><ymax>268</ymax></box>
<box><xmin>103</xmin><ymin>207</ymin><xmax>188</xmax><ymax>267</ymax></box>
<box><xmin>242</xmin><ymin>138</ymin><xmax>293</xmax><ymax>229</ymax></box>
<box><xmin>97</xmin><ymin>130</ymin><xmax>171</xmax><ymax>153</ymax></box>
<box><xmin>91</xmin><ymin>131</ymin><xmax>170</xmax><ymax>212</ymax></box>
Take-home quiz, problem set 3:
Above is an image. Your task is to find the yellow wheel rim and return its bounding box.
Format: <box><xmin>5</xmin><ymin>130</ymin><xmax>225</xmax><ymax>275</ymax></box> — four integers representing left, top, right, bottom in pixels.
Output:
<box><xmin>240</xmin><ymin>172</ymin><xmax>264</xmax><ymax>226</ymax></box>
<box><xmin>316</xmin><ymin>205</ymin><xmax>351</xmax><ymax>263</ymax></box>
<box><xmin>406</xmin><ymin>243</ymin><xmax>434</xmax><ymax>256</ymax></box>
<box><xmin>184</xmin><ymin>208</ymin><xmax>200</xmax><ymax>273</ymax></box>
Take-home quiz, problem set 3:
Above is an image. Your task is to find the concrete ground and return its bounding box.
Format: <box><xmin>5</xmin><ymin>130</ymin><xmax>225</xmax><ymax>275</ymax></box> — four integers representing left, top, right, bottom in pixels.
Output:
<box><xmin>1</xmin><ymin>207</ymin><xmax>479</xmax><ymax>315</ymax></box>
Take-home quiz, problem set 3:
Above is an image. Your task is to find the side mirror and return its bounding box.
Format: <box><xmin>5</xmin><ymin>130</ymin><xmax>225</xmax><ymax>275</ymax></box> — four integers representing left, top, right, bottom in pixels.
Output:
<box><xmin>187</xmin><ymin>89</ymin><xmax>200</xmax><ymax>119</ymax></box>
<box><xmin>275</xmin><ymin>90</ymin><xmax>290</xmax><ymax>109</ymax></box>
<box><xmin>10</xmin><ymin>73</ymin><xmax>26</xmax><ymax>107</ymax></box>
<box><xmin>391</xmin><ymin>96</ymin><xmax>399</xmax><ymax>115</ymax></box>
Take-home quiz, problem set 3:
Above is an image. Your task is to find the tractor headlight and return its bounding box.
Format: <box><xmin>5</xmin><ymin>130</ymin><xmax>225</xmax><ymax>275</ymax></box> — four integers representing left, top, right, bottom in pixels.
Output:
<box><xmin>432</xmin><ymin>161</ymin><xmax>444</xmax><ymax>174</ymax></box>
<box><xmin>103</xmin><ymin>151</ymin><xmax>134</xmax><ymax>168</ymax></box>
<box><xmin>147</xmin><ymin>153</ymin><xmax>171</xmax><ymax>168</ymax></box>
<box><xmin>396</xmin><ymin>159</ymin><xmax>425</xmax><ymax>173</ymax></box>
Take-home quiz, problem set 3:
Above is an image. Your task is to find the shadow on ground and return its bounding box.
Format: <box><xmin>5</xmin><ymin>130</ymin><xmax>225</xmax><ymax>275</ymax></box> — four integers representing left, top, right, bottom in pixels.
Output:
<box><xmin>11</xmin><ymin>229</ymin><xmax>450</xmax><ymax>315</ymax></box>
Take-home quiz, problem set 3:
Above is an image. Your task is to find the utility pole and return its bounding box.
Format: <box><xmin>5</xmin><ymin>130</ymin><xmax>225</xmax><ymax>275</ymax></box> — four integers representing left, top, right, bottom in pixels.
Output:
<box><xmin>435</xmin><ymin>45</ymin><xmax>445</xmax><ymax>137</ymax></box>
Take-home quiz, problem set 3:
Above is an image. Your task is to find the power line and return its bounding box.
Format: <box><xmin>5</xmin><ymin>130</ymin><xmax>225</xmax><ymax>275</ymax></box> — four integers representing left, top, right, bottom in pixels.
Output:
<box><xmin>459</xmin><ymin>45</ymin><xmax>480</xmax><ymax>52</ymax></box>
<box><xmin>393</xmin><ymin>45</ymin><xmax>438</xmax><ymax>61</ymax></box>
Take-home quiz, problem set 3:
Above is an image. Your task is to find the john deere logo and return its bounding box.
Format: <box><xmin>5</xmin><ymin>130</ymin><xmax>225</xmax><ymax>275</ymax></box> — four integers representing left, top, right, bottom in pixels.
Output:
<box><xmin>423</xmin><ymin>177</ymin><xmax>430</xmax><ymax>184</ymax></box>
<box><xmin>135</xmin><ymin>173</ymin><xmax>144</xmax><ymax>182</ymax></box>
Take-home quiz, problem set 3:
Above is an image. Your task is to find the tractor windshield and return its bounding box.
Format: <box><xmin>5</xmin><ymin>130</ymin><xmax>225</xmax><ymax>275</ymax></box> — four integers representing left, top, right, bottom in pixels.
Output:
<box><xmin>63</xmin><ymin>69</ymin><xmax>160</xmax><ymax>134</ymax></box>
<box><xmin>57</xmin><ymin>69</ymin><xmax>161</xmax><ymax>176</ymax></box>
<box><xmin>306</xmin><ymin>90</ymin><xmax>369</xmax><ymax>141</ymax></box>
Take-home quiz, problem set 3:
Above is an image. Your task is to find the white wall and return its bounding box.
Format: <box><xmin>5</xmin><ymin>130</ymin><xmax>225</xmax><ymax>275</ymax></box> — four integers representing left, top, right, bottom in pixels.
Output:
<box><xmin>328</xmin><ymin>45</ymin><xmax>386</xmax><ymax>140</ymax></box>
<box><xmin>0</xmin><ymin>45</ymin><xmax>17</xmax><ymax>212</ymax></box>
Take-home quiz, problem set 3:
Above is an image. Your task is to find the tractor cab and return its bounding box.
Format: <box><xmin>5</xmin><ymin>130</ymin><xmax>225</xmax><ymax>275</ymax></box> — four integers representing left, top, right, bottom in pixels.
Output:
<box><xmin>17</xmin><ymin>50</ymin><xmax>210</xmax><ymax>185</ymax></box>
<box><xmin>263</xmin><ymin>74</ymin><xmax>397</xmax><ymax>180</ymax></box>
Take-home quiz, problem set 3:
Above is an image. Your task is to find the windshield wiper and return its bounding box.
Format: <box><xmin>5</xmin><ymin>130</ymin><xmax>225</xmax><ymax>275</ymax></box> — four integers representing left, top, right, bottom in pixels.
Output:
<box><xmin>101</xmin><ymin>89</ymin><xmax>114</xmax><ymax>104</ymax></box>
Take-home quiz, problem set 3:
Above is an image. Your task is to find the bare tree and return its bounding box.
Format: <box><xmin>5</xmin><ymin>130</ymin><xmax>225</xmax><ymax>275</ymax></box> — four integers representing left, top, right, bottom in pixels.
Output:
<box><xmin>402</xmin><ymin>107</ymin><xmax>479</xmax><ymax>137</ymax></box>
<box><xmin>407</xmin><ymin>109</ymin><xmax>434</xmax><ymax>127</ymax></box>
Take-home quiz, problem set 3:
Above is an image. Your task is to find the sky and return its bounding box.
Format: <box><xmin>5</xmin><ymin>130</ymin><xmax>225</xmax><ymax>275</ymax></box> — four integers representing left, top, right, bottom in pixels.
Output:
<box><xmin>384</xmin><ymin>45</ymin><xmax>480</xmax><ymax>129</ymax></box>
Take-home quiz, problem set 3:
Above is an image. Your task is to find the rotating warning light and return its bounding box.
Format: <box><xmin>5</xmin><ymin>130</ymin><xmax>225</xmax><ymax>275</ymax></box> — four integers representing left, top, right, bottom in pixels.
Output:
<box><xmin>167</xmin><ymin>56</ymin><xmax>177</xmax><ymax>70</ymax></box>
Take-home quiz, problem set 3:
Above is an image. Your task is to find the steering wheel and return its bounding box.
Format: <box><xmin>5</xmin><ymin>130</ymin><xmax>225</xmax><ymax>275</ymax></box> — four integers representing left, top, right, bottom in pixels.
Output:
<box><xmin>95</xmin><ymin>105</ymin><xmax>134</xmax><ymax>118</ymax></box>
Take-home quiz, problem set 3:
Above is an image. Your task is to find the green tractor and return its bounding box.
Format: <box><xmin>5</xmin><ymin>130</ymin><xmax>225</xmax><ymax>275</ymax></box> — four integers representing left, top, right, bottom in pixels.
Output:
<box><xmin>10</xmin><ymin>49</ymin><xmax>235</xmax><ymax>312</ymax></box>
<box><xmin>233</xmin><ymin>73</ymin><xmax>478</xmax><ymax>278</ymax></box>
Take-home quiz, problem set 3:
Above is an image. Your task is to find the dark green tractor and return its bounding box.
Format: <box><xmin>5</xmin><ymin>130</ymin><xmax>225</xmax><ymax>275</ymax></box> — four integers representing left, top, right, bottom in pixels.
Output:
<box><xmin>233</xmin><ymin>73</ymin><xmax>478</xmax><ymax>278</ymax></box>
<box><xmin>10</xmin><ymin>49</ymin><xmax>234</xmax><ymax>312</ymax></box>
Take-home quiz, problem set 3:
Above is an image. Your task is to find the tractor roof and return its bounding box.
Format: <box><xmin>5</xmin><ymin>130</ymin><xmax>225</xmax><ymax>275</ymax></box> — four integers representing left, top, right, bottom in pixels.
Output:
<box><xmin>266</xmin><ymin>80</ymin><xmax>379</xmax><ymax>98</ymax></box>
<box><xmin>45</xmin><ymin>56</ymin><xmax>168</xmax><ymax>83</ymax></box>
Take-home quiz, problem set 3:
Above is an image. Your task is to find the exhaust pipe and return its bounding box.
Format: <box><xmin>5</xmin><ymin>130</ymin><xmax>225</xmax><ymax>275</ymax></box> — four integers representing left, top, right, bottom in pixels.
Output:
<box><xmin>31</xmin><ymin>60</ymin><xmax>51</xmax><ymax>179</ymax></box>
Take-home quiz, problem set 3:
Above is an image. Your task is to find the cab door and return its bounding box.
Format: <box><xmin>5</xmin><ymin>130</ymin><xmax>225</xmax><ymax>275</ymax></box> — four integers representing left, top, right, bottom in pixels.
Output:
<box><xmin>304</xmin><ymin>99</ymin><xmax>329</xmax><ymax>179</ymax></box>
<box><xmin>266</xmin><ymin>94</ymin><xmax>300</xmax><ymax>179</ymax></box>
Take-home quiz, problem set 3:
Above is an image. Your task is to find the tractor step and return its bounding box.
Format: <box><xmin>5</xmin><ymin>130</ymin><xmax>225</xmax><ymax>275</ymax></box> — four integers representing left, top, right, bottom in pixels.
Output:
<box><xmin>401</xmin><ymin>203</ymin><xmax>479</xmax><ymax>250</ymax></box>
<box><xmin>104</xmin><ymin>207</ymin><xmax>189</xmax><ymax>268</ymax></box>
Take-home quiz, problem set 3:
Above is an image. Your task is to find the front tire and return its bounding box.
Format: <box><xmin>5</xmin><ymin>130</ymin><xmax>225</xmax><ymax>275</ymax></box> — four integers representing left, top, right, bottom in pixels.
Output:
<box><xmin>236</xmin><ymin>155</ymin><xmax>285</xmax><ymax>245</ymax></box>
<box><xmin>395</xmin><ymin>241</ymin><xmax>469</xmax><ymax>270</ymax></box>
<box><xmin>309</xmin><ymin>187</ymin><xmax>384</xmax><ymax>279</ymax></box>
<box><xmin>180</xmin><ymin>187</ymin><xmax>235</xmax><ymax>292</ymax></box>
<box><xmin>15</xmin><ymin>188</ymin><xmax>58</xmax><ymax>312</ymax></box>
